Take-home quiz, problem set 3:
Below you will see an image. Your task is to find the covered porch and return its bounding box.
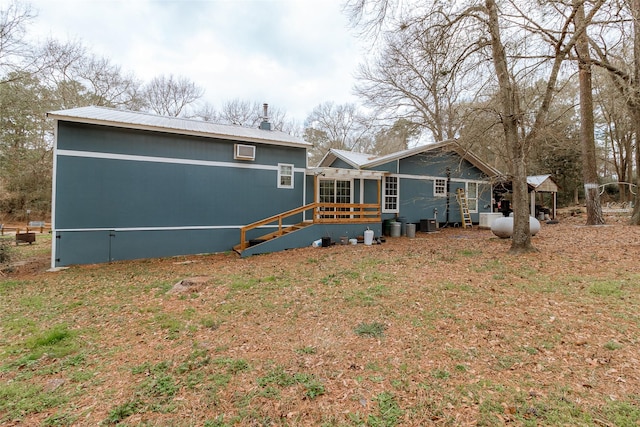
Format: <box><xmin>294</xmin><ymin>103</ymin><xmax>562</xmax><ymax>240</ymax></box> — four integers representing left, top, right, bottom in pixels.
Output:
<box><xmin>235</xmin><ymin>167</ymin><xmax>386</xmax><ymax>254</ymax></box>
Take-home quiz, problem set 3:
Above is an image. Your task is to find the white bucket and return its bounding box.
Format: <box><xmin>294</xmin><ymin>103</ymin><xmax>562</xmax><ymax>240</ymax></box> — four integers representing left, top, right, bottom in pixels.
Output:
<box><xmin>364</xmin><ymin>229</ymin><xmax>374</xmax><ymax>246</ymax></box>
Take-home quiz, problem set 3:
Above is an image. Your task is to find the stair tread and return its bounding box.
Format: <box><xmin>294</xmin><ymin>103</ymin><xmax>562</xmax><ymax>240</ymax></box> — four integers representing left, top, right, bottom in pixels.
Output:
<box><xmin>235</xmin><ymin>221</ymin><xmax>312</xmax><ymax>253</ymax></box>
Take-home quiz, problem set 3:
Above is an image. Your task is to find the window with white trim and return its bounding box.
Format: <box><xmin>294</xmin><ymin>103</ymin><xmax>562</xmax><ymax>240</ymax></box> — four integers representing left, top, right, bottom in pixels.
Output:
<box><xmin>434</xmin><ymin>178</ymin><xmax>446</xmax><ymax>197</ymax></box>
<box><xmin>278</xmin><ymin>163</ymin><xmax>294</xmax><ymax>189</ymax></box>
<box><xmin>383</xmin><ymin>176</ymin><xmax>399</xmax><ymax>213</ymax></box>
<box><xmin>467</xmin><ymin>182</ymin><xmax>478</xmax><ymax>212</ymax></box>
<box><xmin>319</xmin><ymin>179</ymin><xmax>352</xmax><ymax>218</ymax></box>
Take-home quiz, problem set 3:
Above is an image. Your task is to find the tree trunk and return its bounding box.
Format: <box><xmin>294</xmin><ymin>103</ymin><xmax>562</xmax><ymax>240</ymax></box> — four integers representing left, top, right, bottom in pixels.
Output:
<box><xmin>576</xmin><ymin>1</ymin><xmax>605</xmax><ymax>225</ymax></box>
<box><xmin>485</xmin><ymin>0</ymin><xmax>536</xmax><ymax>253</ymax></box>
<box><xmin>632</xmin><ymin>0</ymin><xmax>640</xmax><ymax>225</ymax></box>
<box><xmin>633</xmin><ymin>127</ymin><xmax>640</xmax><ymax>223</ymax></box>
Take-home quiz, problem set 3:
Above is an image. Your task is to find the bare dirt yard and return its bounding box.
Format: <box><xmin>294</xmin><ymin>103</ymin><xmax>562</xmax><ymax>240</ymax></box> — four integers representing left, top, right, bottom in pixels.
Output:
<box><xmin>1</xmin><ymin>212</ymin><xmax>640</xmax><ymax>426</ymax></box>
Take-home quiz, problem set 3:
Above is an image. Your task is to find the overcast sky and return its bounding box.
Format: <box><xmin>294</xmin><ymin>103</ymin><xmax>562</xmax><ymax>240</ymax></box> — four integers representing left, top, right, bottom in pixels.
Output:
<box><xmin>25</xmin><ymin>0</ymin><xmax>368</xmax><ymax>124</ymax></box>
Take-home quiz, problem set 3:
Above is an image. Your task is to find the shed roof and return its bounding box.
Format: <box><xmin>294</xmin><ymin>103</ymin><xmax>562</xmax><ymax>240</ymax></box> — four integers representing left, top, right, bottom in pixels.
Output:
<box><xmin>47</xmin><ymin>106</ymin><xmax>311</xmax><ymax>148</ymax></box>
<box><xmin>527</xmin><ymin>175</ymin><xmax>558</xmax><ymax>192</ymax></box>
<box><xmin>318</xmin><ymin>140</ymin><xmax>501</xmax><ymax>178</ymax></box>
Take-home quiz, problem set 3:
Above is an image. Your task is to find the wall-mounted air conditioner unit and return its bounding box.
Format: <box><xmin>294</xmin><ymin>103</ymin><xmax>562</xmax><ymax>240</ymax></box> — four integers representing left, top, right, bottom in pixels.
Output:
<box><xmin>234</xmin><ymin>144</ymin><xmax>256</xmax><ymax>161</ymax></box>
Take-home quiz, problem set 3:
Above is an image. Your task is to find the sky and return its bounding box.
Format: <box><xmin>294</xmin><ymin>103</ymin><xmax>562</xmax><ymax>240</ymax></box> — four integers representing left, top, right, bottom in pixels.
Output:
<box><xmin>24</xmin><ymin>0</ymin><xmax>369</xmax><ymax>124</ymax></box>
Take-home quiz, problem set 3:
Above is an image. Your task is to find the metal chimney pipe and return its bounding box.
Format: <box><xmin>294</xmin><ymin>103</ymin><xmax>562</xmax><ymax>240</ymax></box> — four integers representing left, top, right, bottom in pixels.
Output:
<box><xmin>259</xmin><ymin>103</ymin><xmax>272</xmax><ymax>130</ymax></box>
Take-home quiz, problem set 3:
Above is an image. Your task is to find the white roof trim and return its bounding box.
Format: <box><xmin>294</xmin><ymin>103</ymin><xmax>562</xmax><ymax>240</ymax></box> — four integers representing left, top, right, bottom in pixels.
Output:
<box><xmin>307</xmin><ymin>167</ymin><xmax>385</xmax><ymax>180</ymax></box>
<box><xmin>47</xmin><ymin>106</ymin><xmax>311</xmax><ymax>149</ymax></box>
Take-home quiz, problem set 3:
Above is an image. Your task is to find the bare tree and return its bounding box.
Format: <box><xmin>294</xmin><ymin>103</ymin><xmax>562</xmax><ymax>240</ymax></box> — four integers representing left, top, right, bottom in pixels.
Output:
<box><xmin>354</xmin><ymin>17</ymin><xmax>469</xmax><ymax>142</ymax></box>
<box><xmin>217</xmin><ymin>99</ymin><xmax>290</xmax><ymax>130</ymax></box>
<box><xmin>35</xmin><ymin>39</ymin><xmax>145</xmax><ymax>110</ymax></box>
<box><xmin>75</xmin><ymin>55</ymin><xmax>144</xmax><ymax>110</ymax></box>
<box><xmin>588</xmin><ymin>0</ymin><xmax>640</xmax><ymax>224</ymax></box>
<box><xmin>596</xmin><ymin>73</ymin><xmax>635</xmax><ymax>202</ymax></box>
<box><xmin>141</xmin><ymin>74</ymin><xmax>204</xmax><ymax>117</ymax></box>
<box><xmin>304</xmin><ymin>102</ymin><xmax>375</xmax><ymax>165</ymax></box>
<box><xmin>347</xmin><ymin>0</ymin><xmax>604</xmax><ymax>253</ymax></box>
<box><xmin>193</xmin><ymin>101</ymin><xmax>219</xmax><ymax>122</ymax></box>
<box><xmin>0</xmin><ymin>0</ymin><xmax>36</xmax><ymax>83</ymax></box>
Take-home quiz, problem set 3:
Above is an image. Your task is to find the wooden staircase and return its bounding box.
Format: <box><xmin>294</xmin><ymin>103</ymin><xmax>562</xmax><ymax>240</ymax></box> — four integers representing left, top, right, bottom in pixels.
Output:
<box><xmin>233</xmin><ymin>220</ymin><xmax>313</xmax><ymax>253</ymax></box>
<box><xmin>233</xmin><ymin>202</ymin><xmax>381</xmax><ymax>254</ymax></box>
<box><xmin>456</xmin><ymin>188</ymin><xmax>473</xmax><ymax>229</ymax></box>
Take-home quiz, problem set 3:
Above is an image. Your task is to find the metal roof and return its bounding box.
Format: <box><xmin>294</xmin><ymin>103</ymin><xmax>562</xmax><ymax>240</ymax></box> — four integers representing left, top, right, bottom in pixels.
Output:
<box><xmin>47</xmin><ymin>106</ymin><xmax>310</xmax><ymax>148</ymax></box>
<box><xmin>527</xmin><ymin>175</ymin><xmax>558</xmax><ymax>192</ymax></box>
<box><xmin>317</xmin><ymin>149</ymin><xmax>378</xmax><ymax>169</ymax></box>
<box><xmin>318</xmin><ymin>140</ymin><xmax>501</xmax><ymax>178</ymax></box>
<box><xmin>527</xmin><ymin>175</ymin><xmax>552</xmax><ymax>187</ymax></box>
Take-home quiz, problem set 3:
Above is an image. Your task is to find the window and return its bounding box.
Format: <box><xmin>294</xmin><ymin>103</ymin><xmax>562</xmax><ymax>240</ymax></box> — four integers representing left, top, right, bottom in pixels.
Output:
<box><xmin>278</xmin><ymin>164</ymin><xmax>294</xmax><ymax>189</ymax></box>
<box><xmin>434</xmin><ymin>178</ymin><xmax>446</xmax><ymax>197</ymax></box>
<box><xmin>467</xmin><ymin>182</ymin><xmax>478</xmax><ymax>212</ymax></box>
<box><xmin>319</xmin><ymin>179</ymin><xmax>352</xmax><ymax>218</ymax></box>
<box><xmin>383</xmin><ymin>176</ymin><xmax>399</xmax><ymax>213</ymax></box>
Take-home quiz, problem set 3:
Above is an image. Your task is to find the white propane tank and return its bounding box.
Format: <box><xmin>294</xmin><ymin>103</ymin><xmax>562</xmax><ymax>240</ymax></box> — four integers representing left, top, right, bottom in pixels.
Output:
<box><xmin>364</xmin><ymin>228</ymin><xmax>374</xmax><ymax>246</ymax></box>
<box><xmin>491</xmin><ymin>215</ymin><xmax>541</xmax><ymax>239</ymax></box>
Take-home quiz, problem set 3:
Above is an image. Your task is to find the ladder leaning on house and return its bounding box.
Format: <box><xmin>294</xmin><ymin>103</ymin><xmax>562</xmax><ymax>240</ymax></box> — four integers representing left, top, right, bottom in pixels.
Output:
<box><xmin>456</xmin><ymin>188</ymin><xmax>473</xmax><ymax>229</ymax></box>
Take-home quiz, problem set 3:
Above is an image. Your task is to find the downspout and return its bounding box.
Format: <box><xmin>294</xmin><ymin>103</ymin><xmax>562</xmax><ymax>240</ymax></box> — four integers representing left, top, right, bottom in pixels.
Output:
<box><xmin>49</xmin><ymin>115</ymin><xmax>59</xmax><ymax>269</ymax></box>
<box><xmin>445</xmin><ymin>167</ymin><xmax>451</xmax><ymax>226</ymax></box>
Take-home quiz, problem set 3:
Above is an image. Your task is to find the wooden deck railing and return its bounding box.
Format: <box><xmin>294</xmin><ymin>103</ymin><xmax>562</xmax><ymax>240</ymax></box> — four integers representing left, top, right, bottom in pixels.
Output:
<box><xmin>313</xmin><ymin>203</ymin><xmax>381</xmax><ymax>223</ymax></box>
<box><xmin>238</xmin><ymin>203</ymin><xmax>381</xmax><ymax>250</ymax></box>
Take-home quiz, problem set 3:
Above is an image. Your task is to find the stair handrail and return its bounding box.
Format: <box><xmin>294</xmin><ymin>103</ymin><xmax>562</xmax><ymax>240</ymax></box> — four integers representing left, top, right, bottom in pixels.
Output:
<box><xmin>238</xmin><ymin>202</ymin><xmax>382</xmax><ymax>251</ymax></box>
<box><xmin>239</xmin><ymin>203</ymin><xmax>318</xmax><ymax>250</ymax></box>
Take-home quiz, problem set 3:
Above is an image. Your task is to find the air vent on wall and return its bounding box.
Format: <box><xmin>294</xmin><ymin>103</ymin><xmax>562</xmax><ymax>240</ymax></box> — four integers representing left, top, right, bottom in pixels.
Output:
<box><xmin>234</xmin><ymin>144</ymin><xmax>256</xmax><ymax>161</ymax></box>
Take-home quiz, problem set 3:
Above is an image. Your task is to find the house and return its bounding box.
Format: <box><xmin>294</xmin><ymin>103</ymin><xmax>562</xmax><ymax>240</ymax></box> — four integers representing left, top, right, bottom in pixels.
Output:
<box><xmin>48</xmin><ymin>107</ymin><xmax>500</xmax><ymax>267</ymax></box>
<box><xmin>48</xmin><ymin>106</ymin><xmax>312</xmax><ymax>267</ymax></box>
<box><xmin>316</xmin><ymin>141</ymin><xmax>501</xmax><ymax>230</ymax></box>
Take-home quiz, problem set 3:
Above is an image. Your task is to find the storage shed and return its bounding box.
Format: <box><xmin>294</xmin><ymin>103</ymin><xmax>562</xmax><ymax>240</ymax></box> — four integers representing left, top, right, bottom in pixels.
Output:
<box><xmin>527</xmin><ymin>175</ymin><xmax>558</xmax><ymax>220</ymax></box>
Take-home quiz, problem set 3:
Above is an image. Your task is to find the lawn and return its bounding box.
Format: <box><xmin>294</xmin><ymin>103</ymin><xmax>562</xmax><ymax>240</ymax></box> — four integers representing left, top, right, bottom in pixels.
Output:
<box><xmin>1</xmin><ymin>215</ymin><xmax>640</xmax><ymax>426</ymax></box>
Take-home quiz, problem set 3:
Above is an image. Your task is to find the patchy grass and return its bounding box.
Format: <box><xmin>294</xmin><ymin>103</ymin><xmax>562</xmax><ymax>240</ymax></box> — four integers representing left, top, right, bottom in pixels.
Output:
<box><xmin>354</xmin><ymin>322</ymin><xmax>387</xmax><ymax>338</ymax></box>
<box><xmin>1</xmin><ymin>222</ymin><xmax>640</xmax><ymax>425</ymax></box>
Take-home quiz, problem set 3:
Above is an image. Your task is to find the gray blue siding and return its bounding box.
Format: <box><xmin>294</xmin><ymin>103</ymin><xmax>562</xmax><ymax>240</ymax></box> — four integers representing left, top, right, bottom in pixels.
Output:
<box><xmin>240</xmin><ymin>223</ymin><xmax>384</xmax><ymax>257</ymax></box>
<box><xmin>53</xmin><ymin>121</ymin><xmax>307</xmax><ymax>266</ymax></box>
<box><xmin>325</xmin><ymin>147</ymin><xmax>494</xmax><ymax>227</ymax></box>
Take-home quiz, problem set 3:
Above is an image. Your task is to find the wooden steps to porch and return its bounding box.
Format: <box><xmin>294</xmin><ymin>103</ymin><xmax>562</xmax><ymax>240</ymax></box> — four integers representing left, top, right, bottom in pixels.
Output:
<box><xmin>233</xmin><ymin>221</ymin><xmax>313</xmax><ymax>253</ymax></box>
<box><xmin>233</xmin><ymin>201</ymin><xmax>381</xmax><ymax>255</ymax></box>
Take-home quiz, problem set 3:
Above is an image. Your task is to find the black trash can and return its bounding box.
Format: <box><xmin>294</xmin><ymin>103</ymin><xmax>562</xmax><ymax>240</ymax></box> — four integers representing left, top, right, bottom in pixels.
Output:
<box><xmin>383</xmin><ymin>219</ymin><xmax>393</xmax><ymax>236</ymax></box>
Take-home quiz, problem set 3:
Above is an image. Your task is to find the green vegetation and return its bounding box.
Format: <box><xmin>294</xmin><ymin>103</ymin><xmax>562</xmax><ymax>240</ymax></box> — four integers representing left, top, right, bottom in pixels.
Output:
<box><xmin>1</xmin><ymin>233</ymin><xmax>640</xmax><ymax>425</ymax></box>
<box><xmin>257</xmin><ymin>365</ymin><xmax>325</xmax><ymax>399</ymax></box>
<box><xmin>354</xmin><ymin>322</ymin><xmax>387</xmax><ymax>338</ymax></box>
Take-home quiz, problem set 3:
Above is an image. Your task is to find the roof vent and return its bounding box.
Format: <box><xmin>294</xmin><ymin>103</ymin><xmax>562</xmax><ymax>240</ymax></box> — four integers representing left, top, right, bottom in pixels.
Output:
<box><xmin>259</xmin><ymin>103</ymin><xmax>271</xmax><ymax>131</ymax></box>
